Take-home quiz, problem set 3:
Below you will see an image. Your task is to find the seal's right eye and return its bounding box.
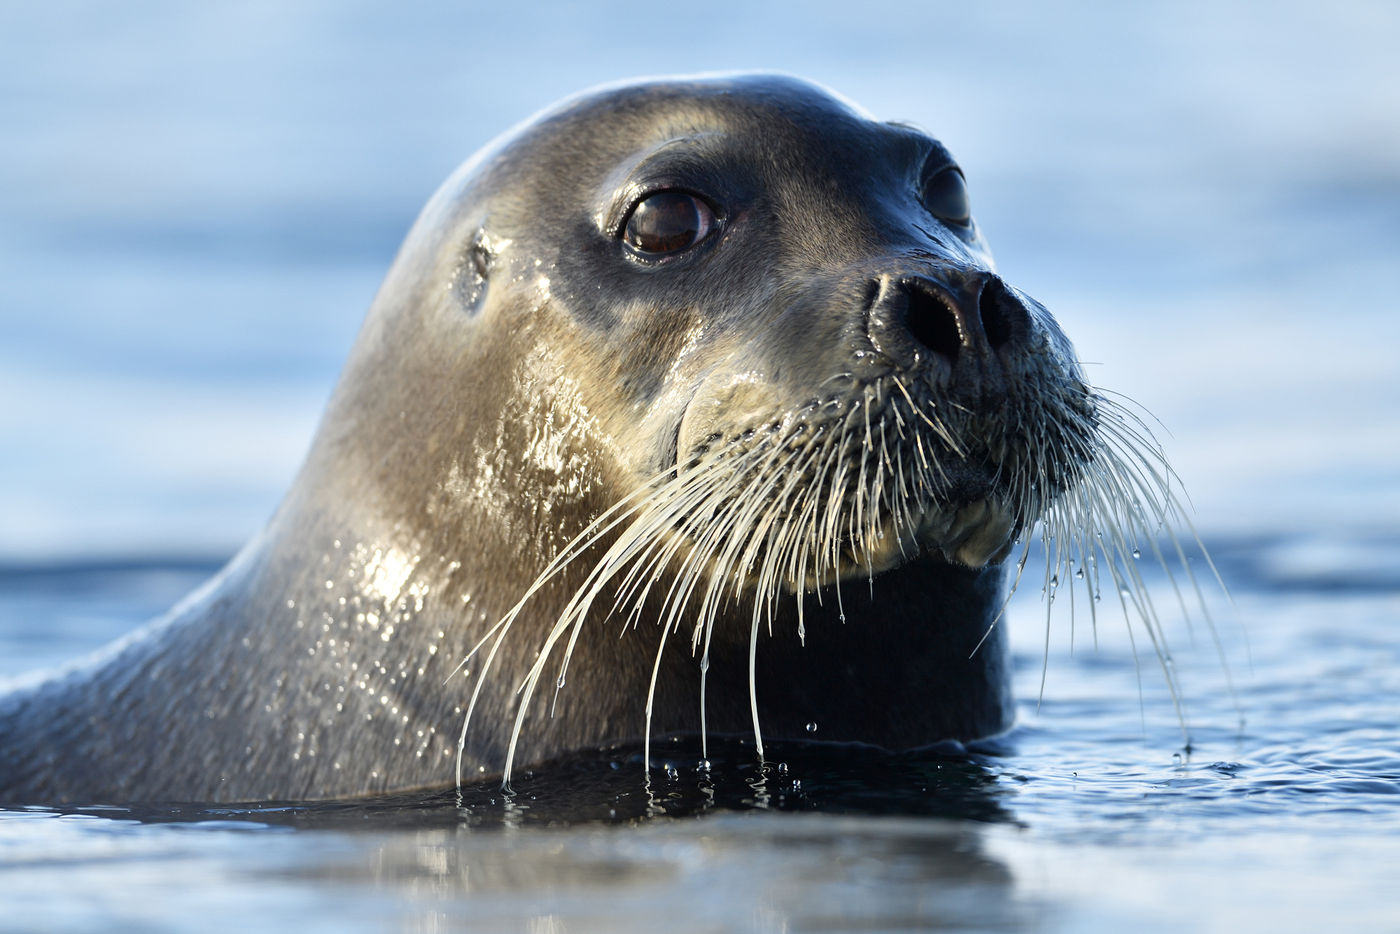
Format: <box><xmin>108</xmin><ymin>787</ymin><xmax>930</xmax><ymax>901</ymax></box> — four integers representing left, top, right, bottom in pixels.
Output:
<box><xmin>622</xmin><ymin>191</ymin><xmax>717</xmax><ymax>255</ymax></box>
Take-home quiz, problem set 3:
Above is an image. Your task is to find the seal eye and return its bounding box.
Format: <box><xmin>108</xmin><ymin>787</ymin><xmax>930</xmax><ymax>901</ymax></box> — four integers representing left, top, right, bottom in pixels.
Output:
<box><xmin>623</xmin><ymin>191</ymin><xmax>717</xmax><ymax>255</ymax></box>
<box><xmin>920</xmin><ymin>165</ymin><xmax>972</xmax><ymax>228</ymax></box>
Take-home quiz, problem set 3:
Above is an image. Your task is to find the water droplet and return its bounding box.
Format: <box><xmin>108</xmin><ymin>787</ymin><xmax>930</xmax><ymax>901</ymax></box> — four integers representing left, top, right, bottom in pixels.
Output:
<box><xmin>698</xmin><ymin>758</ymin><xmax>712</xmax><ymax>772</ymax></box>
<box><xmin>1049</xmin><ymin>575</ymin><xmax>1059</xmax><ymax>589</ymax></box>
<box><xmin>556</xmin><ymin>675</ymin><xmax>566</xmax><ymax>689</ymax></box>
<box><xmin>805</xmin><ymin>721</ymin><xmax>818</xmax><ymax>733</ymax></box>
<box><xmin>776</xmin><ymin>762</ymin><xmax>789</xmax><ymax>774</ymax></box>
<box><xmin>1131</xmin><ymin>549</ymin><xmax>1141</xmax><ymax>559</ymax></box>
<box><xmin>1119</xmin><ymin>587</ymin><xmax>1131</xmax><ymax>598</ymax></box>
<box><xmin>838</xmin><ymin>614</ymin><xmax>846</xmax><ymax>624</ymax></box>
<box><xmin>1074</xmin><ymin>568</ymin><xmax>1085</xmax><ymax>579</ymax></box>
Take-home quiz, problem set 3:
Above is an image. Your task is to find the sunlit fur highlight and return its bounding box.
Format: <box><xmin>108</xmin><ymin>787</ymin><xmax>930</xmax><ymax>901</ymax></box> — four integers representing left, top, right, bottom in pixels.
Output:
<box><xmin>452</xmin><ymin>368</ymin><xmax>1223</xmax><ymax>788</ymax></box>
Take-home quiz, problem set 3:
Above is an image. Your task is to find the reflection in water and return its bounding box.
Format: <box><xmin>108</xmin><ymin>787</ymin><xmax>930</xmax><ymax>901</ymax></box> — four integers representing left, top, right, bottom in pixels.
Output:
<box><xmin>40</xmin><ymin>738</ymin><xmax>1016</xmax><ymax>828</ymax></box>
<box><xmin>336</xmin><ymin>818</ymin><xmax>1025</xmax><ymax>933</ymax></box>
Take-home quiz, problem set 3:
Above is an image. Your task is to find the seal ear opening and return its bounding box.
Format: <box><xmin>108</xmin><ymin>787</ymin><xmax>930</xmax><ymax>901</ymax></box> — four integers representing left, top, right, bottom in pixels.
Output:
<box><xmin>471</xmin><ymin>237</ymin><xmax>493</xmax><ymax>280</ymax></box>
<box><xmin>455</xmin><ymin>229</ymin><xmax>495</xmax><ymax>316</ymax></box>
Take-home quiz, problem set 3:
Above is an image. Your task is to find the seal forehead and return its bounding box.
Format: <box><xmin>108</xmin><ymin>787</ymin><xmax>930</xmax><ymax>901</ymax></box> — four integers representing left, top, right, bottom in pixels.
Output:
<box><xmin>482</xmin><ymin>75</ymin><xmax>931</xmax><ymax>206</ymax></box>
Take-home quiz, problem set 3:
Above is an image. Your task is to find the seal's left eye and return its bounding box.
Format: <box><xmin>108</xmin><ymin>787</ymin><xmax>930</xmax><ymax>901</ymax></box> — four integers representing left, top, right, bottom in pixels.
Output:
<box><xmin>920</xmin><ymin>165</ymin><xmax>972</xmax><ymax>228</ymax></box>
<box><xmin>623</xmin><ymin>191</ymin><xmax>717</xmax><ymax>255</ymax></box>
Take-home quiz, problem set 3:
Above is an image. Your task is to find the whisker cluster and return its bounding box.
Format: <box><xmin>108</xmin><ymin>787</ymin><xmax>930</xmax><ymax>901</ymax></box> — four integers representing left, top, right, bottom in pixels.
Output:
<box><xmin>453</xmin><ymin>369</ymin><xmax>1220</xmax><ymax>788</ymax></box>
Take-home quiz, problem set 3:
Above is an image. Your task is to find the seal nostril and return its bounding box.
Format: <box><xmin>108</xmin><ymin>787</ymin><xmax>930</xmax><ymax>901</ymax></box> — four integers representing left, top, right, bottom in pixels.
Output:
<box><xmin>904</xmin><ymin>282</ymin><xmax>963</xmax><ymax>361</ymax></box>
<box><xmin>979</xmin><ymin>277</ymin><xmax>1015</xmax><ymax>350</ymax></box>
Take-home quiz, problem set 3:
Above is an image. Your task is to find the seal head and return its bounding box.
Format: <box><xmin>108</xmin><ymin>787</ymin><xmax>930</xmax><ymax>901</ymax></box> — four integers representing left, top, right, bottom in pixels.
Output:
<box><xmin>411</xmin><ymin>75</ymin><xmax>1099</xmax><ymax>778</ymax></box>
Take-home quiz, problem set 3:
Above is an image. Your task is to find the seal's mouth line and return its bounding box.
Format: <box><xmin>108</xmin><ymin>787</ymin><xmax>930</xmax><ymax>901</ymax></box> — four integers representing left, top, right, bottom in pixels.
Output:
<box><xmin>927</xmin><ymin>496</ymin><xmax>1019</xmax><ymax>568</ymax></box>
<box><xmin>822</xmin><ymin>496</ymin><xmax>1018</xmax><ymax>586</ymax></box>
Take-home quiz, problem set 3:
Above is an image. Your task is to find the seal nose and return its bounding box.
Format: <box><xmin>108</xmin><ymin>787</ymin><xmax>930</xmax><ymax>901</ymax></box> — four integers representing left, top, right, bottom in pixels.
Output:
<box><xmin>871</xmin><ymin>273</ymin><xmax>1024</xmax><ymax>365</ymax></box>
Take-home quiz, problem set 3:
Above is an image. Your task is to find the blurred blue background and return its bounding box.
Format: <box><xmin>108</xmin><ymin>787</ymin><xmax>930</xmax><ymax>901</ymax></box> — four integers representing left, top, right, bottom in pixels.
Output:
<box><xmin>3</xmin><ymin>0</ymin><xmax>1396</xmax><ymax>560</ymax></box>
<box><xmin>1</xmin><ymin>4</ymin><xmax>1398</xmax><ymax>931</ymax></box>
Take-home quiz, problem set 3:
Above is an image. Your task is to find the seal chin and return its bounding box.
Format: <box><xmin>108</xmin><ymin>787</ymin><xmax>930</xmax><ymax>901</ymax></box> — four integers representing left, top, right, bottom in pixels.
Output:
<box><xmin>922</xmin><ymin>497</ymin><xmax>1019</xmax><ymax>569</ymax></box>
<box><xmin>832</xmin><ymin>497</ymin><xmax>1017</xmax><ymax>587</ymax></box>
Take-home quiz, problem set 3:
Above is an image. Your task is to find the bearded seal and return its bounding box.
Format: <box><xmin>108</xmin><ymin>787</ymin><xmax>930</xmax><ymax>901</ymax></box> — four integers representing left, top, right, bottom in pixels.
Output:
<box><xmin>0</xmin><ymin>75</ymin><xmax>1206</xmax><ymax>805</ymax></box>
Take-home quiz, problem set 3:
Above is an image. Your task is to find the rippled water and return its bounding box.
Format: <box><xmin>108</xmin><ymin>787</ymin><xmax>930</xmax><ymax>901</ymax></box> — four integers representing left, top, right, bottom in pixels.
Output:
<box><xmin>3</xmin><ymin>537</ymin><xmax>1396</xmax><ymax>931</ymax></box>
<box><xmin>3</xmin><ymin>1</ymin><xmax>1398</xmax><ymax>931</ymax></box>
